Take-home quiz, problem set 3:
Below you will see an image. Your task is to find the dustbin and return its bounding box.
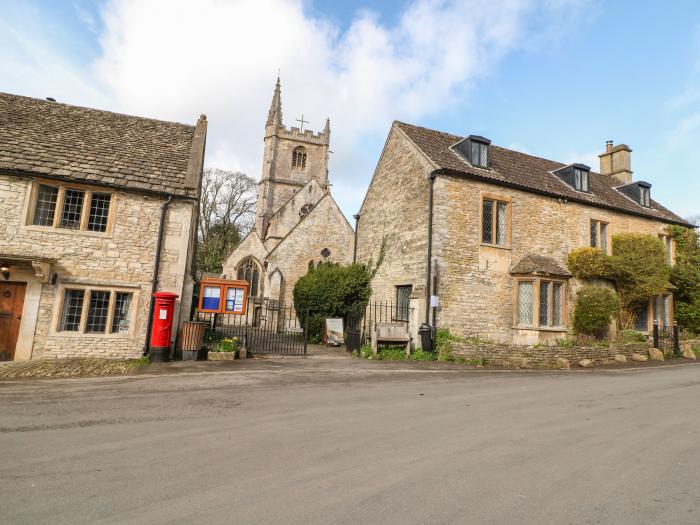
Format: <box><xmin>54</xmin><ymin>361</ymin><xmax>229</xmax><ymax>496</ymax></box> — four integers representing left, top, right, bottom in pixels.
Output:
<box><xmin>181</xmin><ymin>321</ymin><xmax>206</xmax><ymax>360</ymax></box>
<box><xmin>419</xmin><ymin>323</ymin><xmax>433</xmax><ymax>352</ymax></box>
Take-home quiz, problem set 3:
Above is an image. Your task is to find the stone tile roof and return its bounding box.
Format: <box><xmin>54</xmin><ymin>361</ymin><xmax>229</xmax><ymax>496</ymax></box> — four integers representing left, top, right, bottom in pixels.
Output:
<box><xmin>0</xmin><ymin>92</ymin><xmax>204</xmax><ymax>197</ymax></box>
<box><xmin>510</xmin><ymin>254</ymin><xmax>572</xmax><ymax>277</ymax></box>
<box><xmin>395</xmin><ymin>121</ymin><xmax>690</xmax><ymax>226</ymax></box>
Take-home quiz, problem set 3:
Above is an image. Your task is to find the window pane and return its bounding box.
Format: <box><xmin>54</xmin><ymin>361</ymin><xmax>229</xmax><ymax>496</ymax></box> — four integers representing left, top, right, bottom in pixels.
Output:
<box><xmin>518</xmin><ymin>281</ymin><xmax>534</xmax><ymax>326</ymax></box>
<box><xmin>600</xmin><ymin>223</ymin><xmax>607</xmax><ymax>253</ymax></box>
<box><xmin>479</xmin><ymin>144</ymin><xmax>488</xmax><ymax>167</ymax></box>
<box><xmin>470</xmin><ymin>142</ymin><xmax>479</xmax><ymax>166</ymax></box>
<box><xmin>482</xmin><ymin>199</ymin><xmax>493</xmax><ymax>243</ymax></box>
<box><xmin>60</xmin><ymin>290</ymin><xmax>84</xmax><ymax>331</ymax></box>
<box><xmin>396</xmin><ymin>285</ymin><xmax>412</xmax><ymax>321</ymax></box>
<box><xmin>87</xmin><ymin>193</ymin><xmax>111</xmax><ymax>232</ymax></box>
<box><xmin>202</xmin><ymin>285</ymin><xmax>221</xmax><ymax>310</ymax></box>
<box><xmin>581</xmin><ymin>171</ymin><xmax>589</xmax><ymax>192</ymax></box>
<box><xmin>590</xmin><ymin>220</ymin><xmax>598</xmax><ymax>248</ymax></box>
<box><xmin>496</xmin><ymin>202</ymin><xmax>507</xmax><ymax>245</ymax></box>
<box><xmin>33</xmin><ymin>184</ymin><xmax>59</xmax><ymax>226</ymax></box>
<box><xmin>85</xmin><ymin>291</ymin><xmax>110</xmax><ymax>333</ymax></box>
<box><xmin>574</xmin><ymin>169</ymin><xmax>581</xmax><ymax>190</ymax></box>
<box><xmin>111</xmin><ymin>292</ymin><xmax>132</xmax><ymax>334</ymax></box>
<box><xmin>59</xmin><ymin>189</ymin><xmax>85</xmax><ymax>229</ymax></box>
<box><xmin>539</xmin><ymin>281</ymin><xmax>550</xmax><ymax>326</ymax></box>
<box><xmin>633</xmin><ymin>303</ymin><xmax>648</xmax><ymax>331</ymax></box>
<box><xmin>552</xmin><ymin>283</ymin><xmax>563</xmax><ymax>326</ymax></box>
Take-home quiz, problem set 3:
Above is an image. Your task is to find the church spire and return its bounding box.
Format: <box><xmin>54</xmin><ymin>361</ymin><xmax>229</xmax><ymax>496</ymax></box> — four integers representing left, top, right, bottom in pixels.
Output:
<box><xmin>266</xmin><ymin>76</ymin><xmax>283</xmax><ymax>127</ymax></box>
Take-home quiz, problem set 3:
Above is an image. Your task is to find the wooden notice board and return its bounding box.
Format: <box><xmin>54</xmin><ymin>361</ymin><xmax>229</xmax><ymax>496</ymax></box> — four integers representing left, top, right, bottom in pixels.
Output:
<box><xmin>198</xmin><ymin>278</ymin><xmax>249</xmax><ymax>315</ymax></box>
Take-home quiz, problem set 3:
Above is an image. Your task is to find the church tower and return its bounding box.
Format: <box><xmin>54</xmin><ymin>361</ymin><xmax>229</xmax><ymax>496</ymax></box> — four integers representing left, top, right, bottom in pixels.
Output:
<box><xmin>255</xmin><ymin>77</ymin><xmax>331</xmax><ymax>238</ymax></box>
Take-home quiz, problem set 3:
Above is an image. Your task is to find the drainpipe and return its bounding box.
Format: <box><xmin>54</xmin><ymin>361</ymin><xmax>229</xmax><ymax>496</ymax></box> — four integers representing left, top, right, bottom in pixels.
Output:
<box><xmin>352</xmin><ymin>213</ymin><xmax>360</xmax><ymax>263</ymax></box>
<box><xmin>143</xmin><ymin>196</ymin><xmax>174</xmax><ymax>355</ymax></box>
<box><xmin>419</xmin><ymin>170</ymin><xmax>440</xmax><ymax>351</ymax></box>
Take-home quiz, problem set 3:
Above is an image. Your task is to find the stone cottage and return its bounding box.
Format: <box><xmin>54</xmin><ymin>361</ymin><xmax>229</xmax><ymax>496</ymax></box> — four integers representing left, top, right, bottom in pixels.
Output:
<box><xmin>222</xmin><ymin>79</ymin><xmax>354</xmax><ymax>313</ymax></box>
<box><xmin>355</xmin><ymin>121</ymin><xmax>691</xmax><ymax>346</ymax></box>
<box><xmin>0</xmin><ymin>93</ymin><xmax>206</xmax><ymax>361</ymax></box>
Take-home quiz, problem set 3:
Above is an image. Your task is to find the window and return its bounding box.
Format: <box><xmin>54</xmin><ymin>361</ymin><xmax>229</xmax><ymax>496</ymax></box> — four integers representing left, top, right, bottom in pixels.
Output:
<box><xmin>470</xmin><ymin>141</ymin><xmax>488</xmax><ymax>168</ymax></box>
<box><xmin>590</xmin><ymin>220</ymin><xmax>608</xmax><ymax>253</ymax></box>
<box><xmin>29</xmin><ymin>182</ymin><xmax>113</xmax><ymax>233</ymax></box>
<box><xmin>58</xmin><ymin>288</ymin><xmax>134</xmax><ymax>334</ymax></box>
<box><xmin>640</xmin><ymin>186</ymin><xmax>651</xmax><ymax>207</ymax></box>
<box><xmin>299</xmin><ymin>203</ymin><xmax>314</xmax><ymax>217</ymax></box>
<box><xmin>633</xmin><ymin>302</ymin><xmax>649</xmax><ymax>331</ymax></box>
<box><xmin>482</xmin><ymin>198</ymin><xmax>509</xmax><ymax>246</ymax></box>
<box><xmin>237</xmin><ymin>258</ymin><xmax>260</xmax><ymax>297</ymax></box>
<box><xmin>573</xmin><ymin>167</ymin><xmax>589</xmax><ymax>192</ymax></box>
<box><xmin>32</xmin><ymin>185</ymin><xmax>59</xmax><ymax>226</ymax></box>
<box><xmin>516</xmin><ymin>278</ymin><xmax>566</xmax><ymax>328</ymax></box>
<box><xmin>291</xmin><ymin>146</ymin><xmax>307</xmax><ymax>170</ymax></box>
<box><xmin>396</xmin><ymin>285</ymin><xmax>412</xmax><ymax>321</ymax></box>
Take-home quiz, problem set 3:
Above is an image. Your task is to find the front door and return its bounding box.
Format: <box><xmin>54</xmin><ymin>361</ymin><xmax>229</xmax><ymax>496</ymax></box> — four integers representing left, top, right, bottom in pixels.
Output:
<box><xmin>0</xmin><ymin>282</ymin><xmax>26</xmax><ymax>361</ymax></box>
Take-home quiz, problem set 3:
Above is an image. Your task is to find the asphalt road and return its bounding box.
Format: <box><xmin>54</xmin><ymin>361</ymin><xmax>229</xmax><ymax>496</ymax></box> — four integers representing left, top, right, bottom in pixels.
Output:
<box><xmin>2</xmin><ymin>359</ymin><xmax>699</xmax><ymax>524</ymax></box>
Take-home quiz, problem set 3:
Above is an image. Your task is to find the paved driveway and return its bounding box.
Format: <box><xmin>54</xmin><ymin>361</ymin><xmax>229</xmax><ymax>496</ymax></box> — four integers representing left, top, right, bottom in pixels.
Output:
<box><xmin>1</xmin><ymin>360</ymin><xmax>699</xmax><ymax>524</ymax></box>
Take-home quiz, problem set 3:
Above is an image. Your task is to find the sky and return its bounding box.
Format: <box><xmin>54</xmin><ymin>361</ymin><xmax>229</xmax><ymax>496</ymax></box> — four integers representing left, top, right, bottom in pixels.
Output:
<box><xmin>1</xmin><ymin>0</ymin><xmax>699</xmax><ymax>221</ymax></box>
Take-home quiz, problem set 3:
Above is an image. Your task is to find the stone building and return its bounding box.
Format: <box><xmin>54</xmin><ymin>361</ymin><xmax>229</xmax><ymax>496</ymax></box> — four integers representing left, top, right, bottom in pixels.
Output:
<box><xmin>222</xmin><ymin>79</ymin><xmax>354</xmax><ymax>311</ymax></box>
<box><xmin>355</xmin><ymin>121</ymin><xmax>691</xmax><ymax>346</ymax></box>
<box><xmin>0</xmin><ymin>93</ymin><xmax>206</xmax><ymax>361</ymax></box>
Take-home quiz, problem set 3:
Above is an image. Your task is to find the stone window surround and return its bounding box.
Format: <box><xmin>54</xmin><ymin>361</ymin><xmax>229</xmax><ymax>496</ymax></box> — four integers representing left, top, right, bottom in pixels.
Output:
<box><xmin>657</xmin><ymin>233</ymin><xmax>674</xmax><ymax>266</ymax></box>
<box><xmin>512</xmin><ymin>276</ymin><xmax>568</xmax><ymax>332</ymax></box>
<box><xmin>49</xmin><ymin>282</ymin><xmax>140</xmax><ymax>338</ymax></box>
<box><xmin>589</xmin><ymin>217</ymin><xmax>610</xmax><ymax>254</ymax></box>
<box><xmin>23</xmin><ymin>179</ymin><xmax>117</xmax><ymax>237</ymax></box>
<box><xmin>479</xmin><ymin>191</ymin><xmax>512</xmax><ymax>249</ymax></box>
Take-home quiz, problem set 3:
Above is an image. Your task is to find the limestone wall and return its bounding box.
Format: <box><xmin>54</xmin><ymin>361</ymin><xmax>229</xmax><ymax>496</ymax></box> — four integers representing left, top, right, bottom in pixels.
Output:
<box><xmin>1</xmin><ymin>173</ymin><xmax>196</xmax><ymax>359</ymax></box>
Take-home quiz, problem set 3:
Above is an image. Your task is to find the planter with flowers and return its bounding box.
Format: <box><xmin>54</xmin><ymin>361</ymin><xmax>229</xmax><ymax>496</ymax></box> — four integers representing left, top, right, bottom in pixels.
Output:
<box><xmin>207</xmin><ymin>336</ymin><xmax>242</xmax><ymax>360</ymax></box>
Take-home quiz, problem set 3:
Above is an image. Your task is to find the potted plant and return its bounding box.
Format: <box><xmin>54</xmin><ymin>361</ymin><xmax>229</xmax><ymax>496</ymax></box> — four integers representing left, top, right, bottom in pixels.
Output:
<box><xmin>207</xmin><ymin>336</ymin><xmax>241</xmax><ymax>360</ymax></box>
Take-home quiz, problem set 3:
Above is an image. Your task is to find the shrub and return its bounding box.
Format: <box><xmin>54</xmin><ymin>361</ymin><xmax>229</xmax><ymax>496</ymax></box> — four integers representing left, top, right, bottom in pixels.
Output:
<box><xmin>435</xmin><ymin>328</ymin><xmax>461</xmax><ymax>361</ymax></box>
<box><xmin>668</xmin><ymin>225</ymin><xmax>700</xmax><ymax>334</ymax></box>
<box><xmin>567</xmin><ymin>248</ymin><xmax>612</xmax><ymax>280</ymax></box>
<box><xmin>573</xmin><ymin>286</ymin><xmax>621</xmax><ymax>336</ymax></box>
<box><xmin>377</xmin><ymin>347</ymin><xmax>407</xmax><ymax>360</ymax></box>
<box><xmin>293</xmin><ymin>262</ymin><xmax>372</xmax><ymax>342</ymax></box>
<box><xmin>410</xmin><ymin>349</ymin><xmax>437</xmax><ymax>361</ymax></box>
<box><xmin>618</xmin><ymin>329</ymin><xmax>647</xmax><ymax>343</ymax></box>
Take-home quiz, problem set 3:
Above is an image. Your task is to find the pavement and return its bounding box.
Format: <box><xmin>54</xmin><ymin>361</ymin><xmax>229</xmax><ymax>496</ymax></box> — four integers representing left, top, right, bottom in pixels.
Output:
<box><xmin>1</xmin><ymin>358</ymin><xmax>699</xmax><ymax>524</ymax></box>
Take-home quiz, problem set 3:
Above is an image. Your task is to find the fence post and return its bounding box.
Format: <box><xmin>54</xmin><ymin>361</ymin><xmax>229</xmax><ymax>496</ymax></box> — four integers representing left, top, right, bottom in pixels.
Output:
<box><xmin>652</xmin><ymin>321</ymin><xmax>659</xmax><ymax>349</ymax></box>
<box><xmin>303</xmin><ymin>309</ymin><xmax>309</xmax><ymax>356</ymax></box>
<box><xmin>673</xmin><ymin>322</ymin><xmax>681</xmax><ymax>357</ymax></box>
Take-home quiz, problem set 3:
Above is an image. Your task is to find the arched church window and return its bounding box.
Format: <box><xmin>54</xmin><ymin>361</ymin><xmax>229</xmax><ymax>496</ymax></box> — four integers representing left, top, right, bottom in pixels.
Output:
<box><xmin>299</xmin><ymin>203</ymin><xmax>314</xmax><ymax>218</ymax></box>
<box><xmin>236</xmin><ymin>258</ymin><xmax>260</xmax><ymax>297</ymax></box>
<box><xmin>292</xmin><ymin>146</ymin><xmax>307</xmax><ymax>171</ymax></box>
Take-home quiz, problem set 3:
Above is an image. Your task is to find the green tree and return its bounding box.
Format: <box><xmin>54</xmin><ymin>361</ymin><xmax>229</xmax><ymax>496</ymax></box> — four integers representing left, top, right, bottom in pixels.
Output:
<box><xmin>573</xmin><ymin>286</ymin><xmax>621</xmax><ymax>336</ymax></box>
<box><xmin>668</xmin><ymin>225</ymin><xmax>700</xmax><ymax>334</ymax></box>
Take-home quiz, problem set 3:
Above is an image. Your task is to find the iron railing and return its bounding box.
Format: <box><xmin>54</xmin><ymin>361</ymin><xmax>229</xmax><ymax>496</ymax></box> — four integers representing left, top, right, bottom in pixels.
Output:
<box><xmin>346</xmin><ymin>301</ymin><xmax>414</xmax><ymax>353</ymax></box>
<box><xmin>653</xmin><ymin>322</ymin><xmax>680</xmax><ymax>357</ymax></box>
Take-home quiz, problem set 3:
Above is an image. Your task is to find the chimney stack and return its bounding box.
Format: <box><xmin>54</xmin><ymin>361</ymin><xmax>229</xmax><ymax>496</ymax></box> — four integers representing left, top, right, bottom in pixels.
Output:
<box><xmin>599</xmin><ymin>140</ymin><xmax>632</xmax><ymax>185</ymax></box>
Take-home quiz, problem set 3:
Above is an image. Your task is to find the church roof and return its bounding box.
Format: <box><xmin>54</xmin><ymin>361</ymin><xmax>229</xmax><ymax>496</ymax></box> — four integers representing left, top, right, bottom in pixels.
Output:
<box><xmin>0</xmin><ymin>92</ymin><xmax>206</xmax><ymax>198</ymax></box>
<box><xmin>395</xmin><ymin>121</ymin><xmax>690</xmax><ymax>227</ymax></box>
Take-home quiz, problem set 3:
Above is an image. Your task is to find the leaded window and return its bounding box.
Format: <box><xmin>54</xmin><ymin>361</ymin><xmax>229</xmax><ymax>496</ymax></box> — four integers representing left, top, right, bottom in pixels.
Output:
<box><xmin>470</xmin><ymin>141</ymin><xmax>488</xmax><ymax>167</ymax></box>
<box><xmin>574</xmin><ymin>168</ymin><xmax>589</xmax><ymax>192</ymax></box>
<box><xmin>85</xmin><ymin>291</ymin><xmax>111</xmax><ymax>333</ymax></box>
<box><xmin>518</xmin><ymin>281</ymin><xmax>534</xmax><ymax>326</ymax></box>
<box><xmin>237</xmin><ymin>258</ymin><xmax>260</xmax><ymax>297</ymax></box>
<box><xmin>590</xmin><ymin>219</ymin><xmax>608</xmax><ymax>253</ymax></box>
<box><xmin>396</xmin><ymin>285</ymin><xmax>412</xmax><ymax>322</ymax></box>
<box><xmin>482</xmin><ymin>198</ymin><xmax>509</xmax><ymax>246</ymax></box>
<box><xmin>633</xmin><ymin>302</ymin><xmax>648</xmax><ymax>331</ymax></box>
<box><xmin>33</xmin><ymin>184</ymin><xmax>59</xmax><ymax>226</ymax></box>
<box><xmin>640</xmin><ymin>186</ymin><xmax>651</xmax><ymax>207</ymax></box>
<box><xmin>292</xmin><ymin>146</ymin><xmax>307</xmax><ymax>170</ymax></box>
<box><xmin>539</xmin><ymin>281</ymin><xmax>550</xmax><ymax>326</ymax></box>
<box><xmin>60</xmin><ymin>290</ymin><xmax>85</xmax><ymax>331</ymax></box>
<box><xmin>517</xmin><ymin>279</ymin><xmax>565</xmax><ymax>328</ymax></box>
<box><xmin>87</xmin><ymin>193</ymin><xmax>111</xmax><ymax>232</ymax></box>
<box><xmin>60</xmin><ymin>189</ymin><xmax>85</xmax><ymax>229</ymax></box>
<box><xmin>111</xmin><ymin>292</ymin><xmax>133</xmax><ymax>334</ymax></box>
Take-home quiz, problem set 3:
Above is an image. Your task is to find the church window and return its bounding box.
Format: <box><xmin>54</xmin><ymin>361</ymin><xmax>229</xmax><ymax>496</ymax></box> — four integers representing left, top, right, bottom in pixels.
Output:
<box><xmin>237</xmin><ymin>258</ymin><xmax>260</xmax><ymax>297</ymax></box>
<box><xmin>292</xmin><ymin>146</ymin><xmax>307</xmax><ymax>170</ymax></box>
<box><xmin>299</xmin><ymin>203</ymin><xmax>314</xmax><ymax>218</ymax></box>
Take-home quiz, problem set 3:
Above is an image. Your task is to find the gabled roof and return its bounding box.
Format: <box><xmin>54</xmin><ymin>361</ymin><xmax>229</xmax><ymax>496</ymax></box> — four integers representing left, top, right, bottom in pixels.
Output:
<box><xmin>510</xmin><ymin>254</ymin><xmax>571</xmax><ymax>277</ymax></box>
<box><xmin>0</xmin><ymin>92</ymin><xmax>206</xmax><ymax>198</ymax></box>
<box><xmin>395</xmin><ymin>121</ymin><xmax>691</xmax><ymax>226</ymax></box>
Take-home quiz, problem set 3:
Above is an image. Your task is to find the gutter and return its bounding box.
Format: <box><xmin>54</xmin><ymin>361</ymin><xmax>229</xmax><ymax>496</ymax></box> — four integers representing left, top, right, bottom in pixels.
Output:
<box><xmin>143</xmin><ymin>195</ymin><xmax>174</xmax><ymax>355</ymax></box>
<box><xmin>352</xmin><ymin>213</ymin><xmax>360</xmax><ymax>263</ymax></box>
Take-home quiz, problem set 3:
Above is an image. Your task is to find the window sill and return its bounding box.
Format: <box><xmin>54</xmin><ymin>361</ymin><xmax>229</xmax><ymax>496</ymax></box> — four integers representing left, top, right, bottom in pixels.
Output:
<box><xmin>512</xmin><ymin>326</ymin><xmax>567</xmax><ymax>333</ymax></box>
<box><xmin>50</xmin><ymin>331</ymin><xmax>134</xmax><ymax>339</ymax></box>
<box><xmin>23</xmin><ymin>224</ymin><xmax>113</xmax><ymax>238</ymax></box>
<box><xmin>480</xmin><ymin>242</ymin><xmax>511</xmax><ymax>251</ymax></box>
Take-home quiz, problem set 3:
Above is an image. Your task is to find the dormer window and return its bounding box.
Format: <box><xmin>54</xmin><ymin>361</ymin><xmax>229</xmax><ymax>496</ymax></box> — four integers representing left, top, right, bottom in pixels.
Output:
<box><xmin>554</xmin><ymin>164</ymin><xmax>590</xmax><ymax>193</ymax></box>
<box><xmin>617</xmin><ymin>181</ymin><xmax>652</xmax><ymax>208</ymax></box>
<box><xmin>451</xmin><ymin>135</ymin><xmax>491</xmax><ymax>169</ymax></box>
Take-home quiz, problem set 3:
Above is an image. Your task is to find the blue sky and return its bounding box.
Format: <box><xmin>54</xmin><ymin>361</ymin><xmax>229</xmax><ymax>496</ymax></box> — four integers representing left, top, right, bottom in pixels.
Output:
<box><xmin>1</xmin><ymin>0</ymin><xmax>699</xmax><ymax>220</ymax></box>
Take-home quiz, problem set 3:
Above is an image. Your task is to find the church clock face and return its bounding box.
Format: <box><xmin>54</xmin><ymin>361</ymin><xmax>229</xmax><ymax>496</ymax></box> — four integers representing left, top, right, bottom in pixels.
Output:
<box><xmin>299</xmin><ymin>203</ymin><xmax>314</xmax><ymax>218</ymax></box>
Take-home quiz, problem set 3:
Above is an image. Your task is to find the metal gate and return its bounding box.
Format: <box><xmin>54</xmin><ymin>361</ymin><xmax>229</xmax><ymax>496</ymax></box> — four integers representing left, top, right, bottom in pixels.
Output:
<box><xmin>198</xmin><ymin>300</ymin><xmax>308</xmax><ymax>356</ymax></box>
<box><xmin>653</xmin><ymin>322</ymin><xmax>680</xmax><ymax>357</ymax></box>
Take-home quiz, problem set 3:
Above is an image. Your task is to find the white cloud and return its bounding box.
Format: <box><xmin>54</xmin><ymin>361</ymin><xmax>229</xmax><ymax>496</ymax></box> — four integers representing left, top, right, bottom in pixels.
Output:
<box><xmin>2</xmin><ymin>0</ymin><xmax>590</xmax><ymax>218</ymax></box>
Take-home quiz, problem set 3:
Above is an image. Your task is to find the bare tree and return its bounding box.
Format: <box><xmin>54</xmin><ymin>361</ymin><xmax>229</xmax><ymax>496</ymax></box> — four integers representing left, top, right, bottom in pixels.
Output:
<box><xmin>686</xmin><ymin>214</ymin><xmax>700</xmax><ymax>227</ymax></box>
<box><xmin>197</xmin><ymin>168</ymin><xmax>257</xmax><ymax>275</ymax></box>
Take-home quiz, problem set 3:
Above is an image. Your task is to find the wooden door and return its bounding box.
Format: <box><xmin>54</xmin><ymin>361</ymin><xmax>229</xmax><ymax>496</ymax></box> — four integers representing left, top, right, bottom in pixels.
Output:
<box><xmin>0</xmin><ymin>282</ymin><xmax>26</xmax><ymax>361</ymax></box>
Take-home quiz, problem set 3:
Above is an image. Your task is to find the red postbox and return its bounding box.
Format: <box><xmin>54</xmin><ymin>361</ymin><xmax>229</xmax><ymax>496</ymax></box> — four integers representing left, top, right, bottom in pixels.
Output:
<box><xmin>149</xmin><ymin>292</ymin><xmax>179</xmax><ymax>362</ymax></box>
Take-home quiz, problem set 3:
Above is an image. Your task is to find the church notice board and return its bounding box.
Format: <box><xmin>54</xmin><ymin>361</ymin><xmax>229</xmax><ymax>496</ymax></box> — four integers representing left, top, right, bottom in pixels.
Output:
<box><xmin>198</xmin><ymin>278</ymin><xmax>249</xmax><ymax>315</ymax></box>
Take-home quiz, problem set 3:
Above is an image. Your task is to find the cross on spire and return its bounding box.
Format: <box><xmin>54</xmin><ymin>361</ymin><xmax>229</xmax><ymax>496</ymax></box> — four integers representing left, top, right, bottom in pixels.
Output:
<box><xmin>296</xmin><ymin>114</ymin><xmax>309</xmax><ymax>132</ymax></box>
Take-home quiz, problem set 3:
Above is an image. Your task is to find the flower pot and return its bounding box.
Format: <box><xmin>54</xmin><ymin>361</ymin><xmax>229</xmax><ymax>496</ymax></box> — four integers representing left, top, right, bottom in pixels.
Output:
<box><xmin>207</xmin><ymin>351</ymin><xmax>238</xmax><ymax>361</ymax></box>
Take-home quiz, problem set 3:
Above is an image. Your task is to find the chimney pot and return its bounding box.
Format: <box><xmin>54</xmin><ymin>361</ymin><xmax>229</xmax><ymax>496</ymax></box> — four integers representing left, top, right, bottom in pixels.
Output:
<box><xmin>606</xmin><ymin>140</ymin><xmax>613</xmax><ymax>153</ymax></box>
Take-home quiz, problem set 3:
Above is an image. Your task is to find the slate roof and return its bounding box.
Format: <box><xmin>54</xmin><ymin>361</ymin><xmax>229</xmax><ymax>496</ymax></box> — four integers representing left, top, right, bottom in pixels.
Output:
<box><xmin>0</xmin><ymin>92</ymin><xmax>203</xmax><ymax>198</ymax></box>
<box><xmin>395</xmin><ymin>121</ymin><xmax>691</xmax><ymax>226</ymax></box>
<box><xmin>510</xmin><ymin>254</ymin><xmax>572</xmax><ymax>277</ymax></box>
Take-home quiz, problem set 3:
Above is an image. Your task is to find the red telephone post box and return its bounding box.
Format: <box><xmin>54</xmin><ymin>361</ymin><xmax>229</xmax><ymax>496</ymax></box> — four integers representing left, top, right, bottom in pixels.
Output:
<box><xmin>149</xmin><ymin>292</ymin><xmax>179</xmax><ymax>362</ymax></box>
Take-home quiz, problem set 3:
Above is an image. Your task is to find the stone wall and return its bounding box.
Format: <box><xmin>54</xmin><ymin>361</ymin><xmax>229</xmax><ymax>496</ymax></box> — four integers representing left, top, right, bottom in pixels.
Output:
<box><xmin>1</xmin><ymin>173</ymin><xmax>196</xmax><ymax>359</ymax></box>
<box><xmin>452</xmin><ymin>340</ymin><xmax>651</xmax><ymax>369</ymax></box>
